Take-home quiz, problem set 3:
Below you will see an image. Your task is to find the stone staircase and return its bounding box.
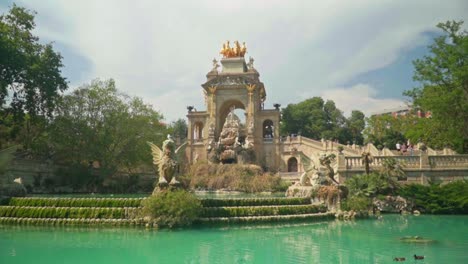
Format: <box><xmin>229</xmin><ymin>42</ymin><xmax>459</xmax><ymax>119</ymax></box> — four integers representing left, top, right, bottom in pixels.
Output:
<box><xmin>0</xmin><ymin>197</ymin><xmax>333</xmax><ymax>226</ymax></box>
<box><xmin>197</xmin><ymin>197</ymin><xmax>333</xmax><ymax>224</ymax></box>
<box><xmin>0</xmin><ymin>197</ymin><xmax>143</xmax><ymax>226</ymax></box>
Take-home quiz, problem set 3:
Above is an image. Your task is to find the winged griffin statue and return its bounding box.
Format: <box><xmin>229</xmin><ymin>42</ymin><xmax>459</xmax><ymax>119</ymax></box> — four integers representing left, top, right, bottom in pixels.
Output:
<box><xmin>148</xmin><ymin>135</ymin><xmax>187</xmax><ymax>188</ymax></box>
<box><xmin>298</xmin><ymin>152</ymin><xmax>340</xmax><ymax>186</ymax></box>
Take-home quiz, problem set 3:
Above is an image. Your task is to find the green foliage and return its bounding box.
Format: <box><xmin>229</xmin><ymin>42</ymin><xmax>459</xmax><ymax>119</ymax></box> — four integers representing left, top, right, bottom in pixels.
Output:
<box><xmin>380</xmin><ymin>158</ymin><xmax>406</xmax><ymax>181</ymax></box>
<box><xmin>167</xmin><ymin>119</ymin><xmax>188</xmax><ymax>140</ymax></box>
<box><xmin>363</xmin><ymin>114</ymin><xmax>407</xmax><ymax>148</ymax></box>
<box><xmin>345</xmin><ymin>172</ymin><xmax>399</xmax><ymax>198</ymax></box>
<box><xmin>0</xmin><ymin>183</ymin><xmax>27</xmax><ymax>197</ymax></box>
<box><xmin>8</xmin><ymin>197</ymin><xmax>143</xmax><ymax>207</ymax></box>
<box><xmin>201</xmin><ymin>204</ymin><xmax>326</xmax><ymax>217</ymax></box>
<box><xmin>140</xmin><ymin>190</ymin><xmax>202</xmax><ymax>228</ymax></box>
<box><xmin>0</xmin><ymin>206</ymin><xmax>135</xmax><ymax>219</ymax></box>
<box><xmin>281</xmin><ymin>97</ymin><xmax>364</xmax><ymax>144</ymax></box>
<box><xmin>398</xmin><ymin>180</ymin><xmax>468</xmax><ymax>214</ymax></box>
<box><xmin>404</xmin><ymin>21</ymin><xmax>468</xmax><ymax>153</ymax></box>
<box><xmin>0</xmin><ymin>4</ymin><xmax>67</xmax><ymax>117</ymax></box>
<box><xmin>45</xmin><ymin>79</ymin><xmax>166</xmax><ymax>179</ymax></box>
<box><xmin>341</xmin><ymin>196</ymin><xmax>372</xmax><ymax>211</ymax></box>
<box><xmin>200</xmin><ymin>197</ymin><xmax>310</xmax><ymax>207</ymax></box>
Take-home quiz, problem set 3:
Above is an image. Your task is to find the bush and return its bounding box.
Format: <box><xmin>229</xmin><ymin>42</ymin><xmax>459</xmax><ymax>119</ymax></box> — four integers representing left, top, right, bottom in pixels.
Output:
<box><xmin>398</xmin><ymin>180</ymin><xmax>468</xmax><ymax>214</ymax></box>
<box><xmin>0</xmin><ymin>183</ymin><xmax>27</xmax><ymax>197</ymax></box>
<box><xmin>341</xmin><ymin>196</ymin><xmax>372</xmax><ymax>212</ymax></box>
<box><xmin>140</xmin><ymin>189</ymin><xmax>202</xmax><ymax>228</ymax></box>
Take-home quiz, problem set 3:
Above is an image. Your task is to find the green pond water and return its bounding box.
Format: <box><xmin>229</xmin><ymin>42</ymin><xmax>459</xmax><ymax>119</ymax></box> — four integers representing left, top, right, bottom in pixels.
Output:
<box><xmin>1</xmin><ymin>215</ymin><xmax>467</xmax><ymax>264</ymax></box>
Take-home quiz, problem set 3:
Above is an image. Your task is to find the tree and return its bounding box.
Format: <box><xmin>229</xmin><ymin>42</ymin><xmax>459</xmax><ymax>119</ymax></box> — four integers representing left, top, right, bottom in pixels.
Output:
<box><xmin>168</xmin><ymin>118</ymin><xmax>188</xmax><ymax>141</ymax></box>
<box><xmin>0</xmin><ymin>4</ymin><xmax>67</xmax><ymax>117</ymax></box>
<box><xmin>347</xmin><ymin>110</ymin><xmax>365</xmax><ymax>145</ymax></box>
<box><xmin>404</xmin><ymin>21</ymin><xmax>468</xmax><ymax>153</ymax></box>
<box><xmin>46</xmin><ymin>79</ymin><xmax>167</xmax><ymax>173</ymax></box>
<box><xmin>363</xmin><ymin>114</ymin><xmax>407</xmax><ymax>149</ymax></box>
<box><xmin>281</xmin><ymin>97</ymin><xmax>358</xmax><ymax>143</ymax></box>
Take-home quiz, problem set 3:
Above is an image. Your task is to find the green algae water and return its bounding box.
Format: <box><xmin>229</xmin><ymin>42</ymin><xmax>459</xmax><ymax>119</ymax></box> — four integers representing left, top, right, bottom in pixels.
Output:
<box><xmin>1</xmin><ymin>215</ymin><xmax>467</xmax><ymax>264</ymax></box>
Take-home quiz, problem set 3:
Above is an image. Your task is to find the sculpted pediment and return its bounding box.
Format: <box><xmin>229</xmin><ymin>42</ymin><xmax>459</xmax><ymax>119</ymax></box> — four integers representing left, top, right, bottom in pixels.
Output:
<box><xmin>202</xmin><ymin>75</ymin><xmax>258</xmax><ymax>88</ymax></box>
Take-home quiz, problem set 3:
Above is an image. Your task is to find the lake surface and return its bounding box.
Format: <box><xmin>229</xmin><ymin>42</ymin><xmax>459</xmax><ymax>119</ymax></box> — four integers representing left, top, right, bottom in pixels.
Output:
<box><xmin>1</xmin><ymin>215</ymin><xmax>467</xmax><ymax>263</ymax></box>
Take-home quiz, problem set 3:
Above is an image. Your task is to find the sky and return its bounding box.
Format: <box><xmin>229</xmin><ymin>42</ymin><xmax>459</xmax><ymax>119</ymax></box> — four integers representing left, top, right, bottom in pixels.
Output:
<box><xmin>1</xmin><ymin>0</ymin><xmax>467</xmax><ymax>121</ymax></box>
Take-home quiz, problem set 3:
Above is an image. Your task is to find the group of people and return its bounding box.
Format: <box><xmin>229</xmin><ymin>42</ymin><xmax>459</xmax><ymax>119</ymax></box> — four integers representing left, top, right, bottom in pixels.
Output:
<box><xmin>396</xmin><ymin>142</ymin><xmax>414</xmax><ymax>155</ymax></box>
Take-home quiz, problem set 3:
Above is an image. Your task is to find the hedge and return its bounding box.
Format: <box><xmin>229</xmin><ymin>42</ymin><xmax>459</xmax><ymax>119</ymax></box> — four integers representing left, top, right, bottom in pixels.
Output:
<box><xmin>201</xmin><ymin>204</ymin><xmax>326</xmax><ymax>218</ymax></box>
<box><xmin>0</xmin><ymin>206</ymin><xmax>139</xmax><ymax>219</ymax></box>
<box><xmin>200</xmin><ymin>197</ymin><xmax>310</xmax><ymax>207</ymax></box>
<box><xmin>8</xmin><ymin>197</ymin><xmax>144</xmax><ymax>208</ymax></box>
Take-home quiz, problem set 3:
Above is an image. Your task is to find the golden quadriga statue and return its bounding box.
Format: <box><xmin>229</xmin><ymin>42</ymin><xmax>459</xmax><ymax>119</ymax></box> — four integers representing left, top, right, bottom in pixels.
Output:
<box><xmin>148</xmin><ymin>135</ymin><xmax>187</xmax><ymax>191</ymax></box>
<box><xmin>220</xmin><ymin>40</ymin><xmax>247</xmax><ymax>58</ymax></box>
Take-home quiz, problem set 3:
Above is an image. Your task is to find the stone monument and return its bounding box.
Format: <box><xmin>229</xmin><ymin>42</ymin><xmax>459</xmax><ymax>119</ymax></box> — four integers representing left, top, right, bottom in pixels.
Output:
<box><xmin>148</xmin><ymin>135</ymin><xmax>187</xmax><ymax>192</ymax></box>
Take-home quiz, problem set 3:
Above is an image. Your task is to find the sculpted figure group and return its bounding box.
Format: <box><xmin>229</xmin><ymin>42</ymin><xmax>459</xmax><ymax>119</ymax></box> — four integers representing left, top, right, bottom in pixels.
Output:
<box><xmin>220</xmin><ymin>41</ymin><xmax>247</xmax><ymax>58</ymax></box>
<box><xmin>298</xmin><ymin>152</ymin><xmax>339</xmax><ymax>187</ymax></box>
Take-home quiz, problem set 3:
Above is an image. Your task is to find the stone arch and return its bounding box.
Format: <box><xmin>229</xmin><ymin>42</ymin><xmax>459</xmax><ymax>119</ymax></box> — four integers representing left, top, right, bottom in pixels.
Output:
<box><xmin>218</xmin><ymin>99</ymin><xmax>246</xmax><ymax>132</ymax></box>
<box><xmin>193</xmin><ymin>121</ymin><xmax>204</xmax><ymax>142</ymax></box>
<box><xmin>287</xmin><ymin>157</ymin><xmax>298</xmax><ymax>172</ymax></box>
<box><xmin>219</xmin><ymin>99</ymin><xmax>246</xmax><ymax>121</ymax></box>
<box><xmin>263</xmin><ymin>119</ymin><xmax>274</xmax><ymax>139</ymax></box>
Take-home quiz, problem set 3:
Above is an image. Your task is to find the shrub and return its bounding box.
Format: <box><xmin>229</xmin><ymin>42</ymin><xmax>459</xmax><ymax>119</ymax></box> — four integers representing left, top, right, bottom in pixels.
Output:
<box><xmin>140</xmin><ymin>189</ymin><xmax>202</xmax><ymax>228</ymax></box>
<box><xmin>398</xmin><ymin>180</ymin><xmax>468</xmax><ymax>214</ymax></box>
<box><xmin>188</xmin><ymin>163</ymin><xmax>284</xmax><ymax>192</ymax></box>
<box><xmin>341</xmin><ymin>196</ymin><xmax>372</xmax><ymax>211</ymax></box>
<box><xmin>0</xmin><ymin>183</ymin><xmax>27</xmax><ymax>197</ymax></box>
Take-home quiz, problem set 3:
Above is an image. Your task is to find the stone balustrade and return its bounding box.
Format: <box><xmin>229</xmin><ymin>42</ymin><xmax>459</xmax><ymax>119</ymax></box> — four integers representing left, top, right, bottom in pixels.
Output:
<box><xmin>344</xmin><ymin>154</ymin><xmax>468</xmax><ymax>170</ymax></box>
<box><xmin>339</xmin><ymin>153</ymin><xmax>468</xmax><ymax>184</ymax></box>
<box><xmin>429</xmin><ymin>155</ymin><xmax>468</xmax><ymax>168</ymax></box>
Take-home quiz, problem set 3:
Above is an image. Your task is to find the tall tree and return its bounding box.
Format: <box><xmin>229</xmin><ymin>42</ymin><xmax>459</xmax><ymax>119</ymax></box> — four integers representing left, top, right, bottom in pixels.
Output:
<box><xmin>404</xmin><ymin>21</ymin><xmax>468</xmax><ymax>153</ymax></box>
<box><xmin>347</xmin><ymin>110</ymin><xmax>365</xmax><ymax>145</ymax></box>
<box><xmin>281</xmin><ymin>97</ymin><xmax>364</xmax><ymax>144</ymax></box>
<box><xmin>47</xmin><ymin>79</ymin><xmax>167</xmax><ymax>172</ymax></box>
<box><xmin>168</xmin><ymin>118</ymin><xmax>188</xmax><ymax>141</ymax></box>
<box><xmin>0</xmin><ymin>4</ymin><xmax>67</xmax><ymax>117</ymax></box>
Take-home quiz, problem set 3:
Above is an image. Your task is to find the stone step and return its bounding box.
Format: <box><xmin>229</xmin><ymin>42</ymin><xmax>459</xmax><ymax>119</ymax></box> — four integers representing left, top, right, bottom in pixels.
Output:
<box><xmin>0</xmin><ymin>206</ymin><xmax>138</xmax><ymax>219</ymax></box>
<box><xmin>0</xmin><ymin>217</ymin><xmax>144</xmax><ymax>226</ymax></box>
<box><xmin>196</xmin><ymin>212</ymin><xmax>334</xmax><ymax>224</ymax></box>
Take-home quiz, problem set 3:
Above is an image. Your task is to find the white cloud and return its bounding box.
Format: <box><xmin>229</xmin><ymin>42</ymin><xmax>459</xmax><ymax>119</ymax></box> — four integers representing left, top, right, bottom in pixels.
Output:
<box><xmin>12</xmin><ymin>0</ymin><xmax>468</xmax><ymax>120</ymax></box>
<box><xmin>321</xmin><ymin>84</ymin><xmax>406</xmax><ymax>117</ymax></box>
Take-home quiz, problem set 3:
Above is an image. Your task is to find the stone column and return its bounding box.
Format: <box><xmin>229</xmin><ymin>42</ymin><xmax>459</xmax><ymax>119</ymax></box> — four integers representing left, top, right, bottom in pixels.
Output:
<box><xmin>419</xmin><ymin>151</ymin><xmax>430</xmax><ymax>184</ymax></box>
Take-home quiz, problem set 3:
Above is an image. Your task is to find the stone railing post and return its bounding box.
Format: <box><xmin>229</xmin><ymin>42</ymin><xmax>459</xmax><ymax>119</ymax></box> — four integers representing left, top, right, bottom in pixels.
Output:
<box><xmin>420</xmin><ymin>151</ymin><xmax>430</xmax><ymax>169</ymax></box>
<box><xmin>419</xmin><ymin>151</ymin><xmax>430</xmax><ymax>184</ymax></box>
<box><xmin>337</xmin><ymin>153</ymin><xmax>346</xmax><ymax>183</ymax></box>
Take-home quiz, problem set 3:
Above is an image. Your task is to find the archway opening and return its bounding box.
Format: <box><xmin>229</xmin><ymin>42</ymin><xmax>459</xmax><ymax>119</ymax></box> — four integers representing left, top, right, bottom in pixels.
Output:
<box><xmin>287</xmin><ymin>157</ymin><xmax>298</xmax><ymax>172</ymax></box>
<box><xmin>193</xmin><ymin>121</ymin><xmax>204</xmax><ymax>142</ymax></box>
<box><xmin>218</xmin><ymin>100</ymin><xmax>246</xmax><ymax>143</ymax></box>
<box><xmin>263</xmin><ymin>119</ymin><xmax>274</xmax><ymax>140</ymax></box>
